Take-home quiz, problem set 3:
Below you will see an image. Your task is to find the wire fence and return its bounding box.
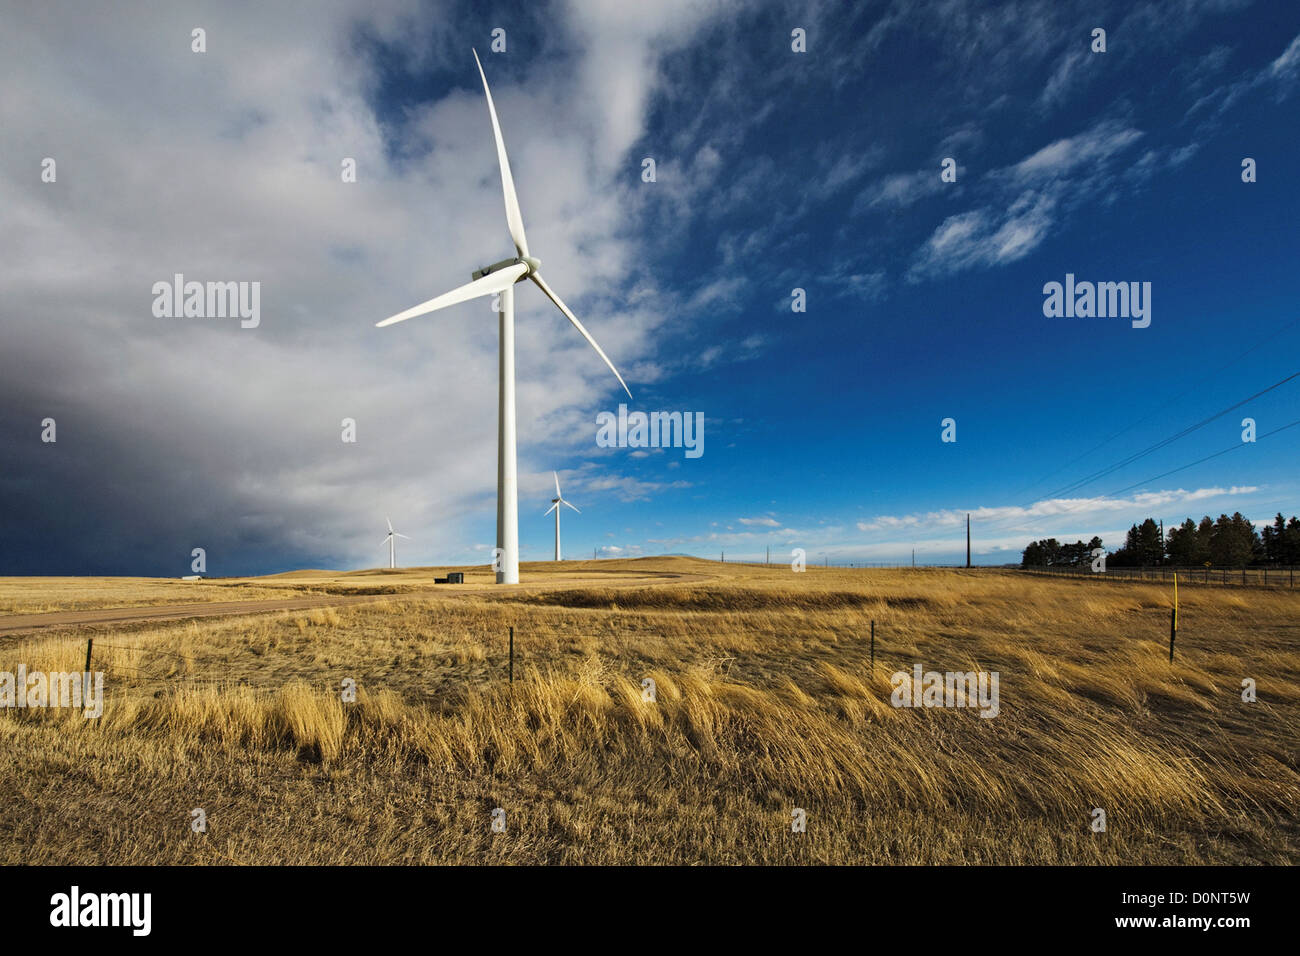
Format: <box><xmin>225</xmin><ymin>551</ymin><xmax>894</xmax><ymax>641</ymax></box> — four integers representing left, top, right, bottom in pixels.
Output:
<box><xmin>73</xmin><ymin>639</ymin><xmax>338</xmax><ymax>696</ymax></box>
<box><xmin>717</xmin><ymin>560</ymin><xmax>971</xmax><ymax>570</ymax></box>
<box><xmin>1017</xmin><ymin>565</ymin><xmax>1298</xmax><ymax>589</ymax></box>
<box><xmin>12</xmin><ymin>629</ymin><xmax>509</xmax><ymax>702</ymax></box>
<box><xmin>715</xmin><ymin>558</ymin><xmax>1298</xmax><ymax>588</ymax></box>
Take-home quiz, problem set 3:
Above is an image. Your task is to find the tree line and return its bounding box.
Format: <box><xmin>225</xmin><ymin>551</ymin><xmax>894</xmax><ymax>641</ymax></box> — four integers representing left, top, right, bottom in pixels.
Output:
<box><xmin>1020</xmin><ymin>512</ymin><xmax>1300</xmax><ymax>569</ymax></box>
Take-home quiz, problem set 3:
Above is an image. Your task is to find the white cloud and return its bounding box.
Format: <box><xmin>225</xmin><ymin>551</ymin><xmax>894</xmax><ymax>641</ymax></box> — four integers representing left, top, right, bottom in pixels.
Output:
<box><xmin>855</xmin><ymin>486</ymin><xmax>1260</xmax><ymax>534</ymax></box>
<box><xmin>907</xmin><ymin>119</ymin><xmax>1145</xmax><ymax>280</ymax></box>
<box><xmin>1038</xmin><ymin>48</ymin><xmax>1090</xmax><ymax>110</ymax></box>
<box><xmin>580</xmin><ymin>475</ymin><xmax>692</xmax><ymax>502</ymax></box>
<box><xmin>0</xmin><ymin>0</ymin><xmax>734</xmax><ymax>570</ymax></box>
<box><xmin>1184</xmin><ymin>29</ymin><xmax>1300</xmax><ymax>130</ymax></box>
<box><xmin>855</xmin><ymin>168</ymin><xmax>947</xmax><ymax>211</ymax></box>
<box><xmin>1267</xmin><ymin>31</ymin><xmax>1300</xmax><ymax>82</ymax></box>
<box><xmin>1006</xmin><ymin>122</ymin><xmax>1144</xmax><ymax>183</ymax></box>
<box><xmin>908</xmin><ymin>191</ymin><xmax>1056</xmax><ymax>280</ymax></box>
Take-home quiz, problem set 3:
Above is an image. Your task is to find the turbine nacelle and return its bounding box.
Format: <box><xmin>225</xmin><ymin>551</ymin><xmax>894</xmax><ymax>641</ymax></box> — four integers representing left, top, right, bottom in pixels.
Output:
<box><xmin>472</xmin><ymin>255</ymin><xmax>541</xmax><ymax>282</ymax></box>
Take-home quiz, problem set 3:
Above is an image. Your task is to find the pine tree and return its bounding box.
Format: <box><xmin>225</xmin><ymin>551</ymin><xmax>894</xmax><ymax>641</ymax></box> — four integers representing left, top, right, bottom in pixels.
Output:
<box><xmin>1196</xmin><ymin>516</ymin><xmax>1215</xmax><ymax>564</ymax></box>
<box><xmin>1137</xmin><ymin>518</ymin><xmax>1163</xmax><ymax>566</ymax></box>
<box><xmin>1166</xmin><ymin>518</ymin><xmax>1198</xmax><ymax>565</ymax></box>
<box><xmin>1286</xmin><ymin>517</ymin><xmax>1300</xmax><ymax>565</ymax></box>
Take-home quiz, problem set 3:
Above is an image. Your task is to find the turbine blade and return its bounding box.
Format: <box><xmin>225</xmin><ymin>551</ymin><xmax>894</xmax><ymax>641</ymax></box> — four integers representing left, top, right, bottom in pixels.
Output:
<box><xmin>395</xmin><ymin>533</ymin><xmax>411</xmax><ymax>540</ymax></box>
<box><xmin>553</xmin><ymin>470</ymin><xmax>561</xmax><ymax>497</ymax></box>
<box><xmin>381</xmin><ymin>537</ymin><xmax>391</xmax><ymax>547</ymax></box>
<box><xmin>563</xmin><ymin>500</ymin><xmax>581</xmax><ymax>514</ymax></box>
<box><xmin>473</xmin><ymin>49</ymin><xmax>529</xmax><ymax>258</ymax></box>
<box><xmin>376</xmin><ymin>263</ymin><xmax>526</xmax><ymax>328</ymax></box>
<box><xmin>544</xmin><ymin>503</ymin><xmax>558</xmax><ymax>515</ymax></box>
<box><xmin>386</xmin><ymin>516</ymin><xmax>393</xmax><ymax>532</ymax></box>
<box><xmin>529</xmin><ymin>273</ymin><xmax>632</xmax><ymax>398</ymax></box>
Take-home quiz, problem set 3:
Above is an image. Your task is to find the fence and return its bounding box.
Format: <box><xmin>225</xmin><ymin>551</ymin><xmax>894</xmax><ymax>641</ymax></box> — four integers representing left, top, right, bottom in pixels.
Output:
<box><xmin>16</xmin><ymin>637</ymin><xmax>343</xmax><ymax>702</ymax></box>
<box><xmin>718</xmin><ymin>560</ymin><xmax>968</xmax><ymax>570</ymax></box>
<box><xmin>1018</xmin><ymin>564</ymin><xmax>1298</xmax><ymax>589</ymax></box>
<box><xmin>715</xmin><ymin>557</ymin><xmax>1298</xmax><ymax>588</ymax></box>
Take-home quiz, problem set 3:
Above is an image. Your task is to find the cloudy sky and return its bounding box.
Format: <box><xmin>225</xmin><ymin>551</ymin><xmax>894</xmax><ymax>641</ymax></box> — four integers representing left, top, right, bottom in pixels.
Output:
<box><xmin>2</xmin><ymin>0</ymin><xmax>1298</xmax><ymax>575</ymax></box>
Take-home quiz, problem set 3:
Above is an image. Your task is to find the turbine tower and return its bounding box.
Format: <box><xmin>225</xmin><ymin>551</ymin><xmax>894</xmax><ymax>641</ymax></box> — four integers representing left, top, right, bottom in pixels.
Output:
<box><xmin>376</xmin><ymin>50</ymin><xmax>631</xmax><ymax>584</ymax></box>
<box><xmin>382</xmin><ymin>516</ymin><xmax>410</xmax><ymax>569</ymax></box>
<box><xmin>544</xmin><ymin>471</ymin><xmax>580</xmax><ymax>561</ymax></box>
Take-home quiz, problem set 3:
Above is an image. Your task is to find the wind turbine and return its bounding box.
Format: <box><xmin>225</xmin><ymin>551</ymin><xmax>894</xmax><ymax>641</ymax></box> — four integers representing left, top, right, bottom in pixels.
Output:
<box><xmin>382</xmin><ymin>516</ymin><xmax>410</xmax><ymax>570</ymax></box>
<box><xmin>544</xmin><ymin>471</ymin><xmax>580</xmax><ymax>561</ymax></box>
<box><xmin>376</xmin><ymin>50</ymin><xmax>631</xmax><ymax>585</ymax></box>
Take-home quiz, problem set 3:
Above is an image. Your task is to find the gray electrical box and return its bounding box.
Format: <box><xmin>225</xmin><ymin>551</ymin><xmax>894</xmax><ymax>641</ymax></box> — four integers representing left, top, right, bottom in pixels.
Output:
<box><xmin>446</xmin><ymin>572</ymin><xmax>464</xmax><ymax>584</ymax></box>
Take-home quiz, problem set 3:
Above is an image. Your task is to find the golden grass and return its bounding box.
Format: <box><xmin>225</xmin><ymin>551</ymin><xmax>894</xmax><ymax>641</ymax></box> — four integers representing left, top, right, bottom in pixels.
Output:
<box><xmin>0</xmin><ymin>560</ymin><xmax>1296</xmax><ymax>864</ymax></box>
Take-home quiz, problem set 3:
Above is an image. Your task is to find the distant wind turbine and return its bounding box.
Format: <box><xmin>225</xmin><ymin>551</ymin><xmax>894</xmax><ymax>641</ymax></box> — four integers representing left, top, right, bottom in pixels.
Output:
<box><xmin>382</xmin><ymin>516</ymin><xmax>410</xmax><ymax>569</ymax></box>
<box><xmin>375</xmin><ymin>50</ymin><xmax>631</xmax><ymax>584</ymax></box>
<box><xmin>544</xmin><ymin>471</ymin><xmax>580</xmax><ymax>561</ymax></box>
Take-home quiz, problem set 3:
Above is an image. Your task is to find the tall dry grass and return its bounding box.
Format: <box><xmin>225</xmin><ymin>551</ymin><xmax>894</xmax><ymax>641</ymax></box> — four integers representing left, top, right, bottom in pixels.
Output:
<box><xmin>1</xmin><ymin>561</ymin><xmax>1296</xmax><ymax>864</ymax></box>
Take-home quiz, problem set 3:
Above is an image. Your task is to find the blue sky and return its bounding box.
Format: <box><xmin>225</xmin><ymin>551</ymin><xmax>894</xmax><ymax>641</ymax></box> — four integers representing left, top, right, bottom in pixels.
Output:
<box><xmin>1</xmin><ymin>0</ymin><xmax>1298</xmax><ymax>575</ymax></box>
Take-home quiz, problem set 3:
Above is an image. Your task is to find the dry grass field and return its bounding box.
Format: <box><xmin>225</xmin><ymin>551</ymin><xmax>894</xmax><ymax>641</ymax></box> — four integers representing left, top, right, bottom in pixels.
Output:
<box><xmin>1</xmin><ymin>557</ymin><xmax>1296</xmax><ymax>865</ymax></box>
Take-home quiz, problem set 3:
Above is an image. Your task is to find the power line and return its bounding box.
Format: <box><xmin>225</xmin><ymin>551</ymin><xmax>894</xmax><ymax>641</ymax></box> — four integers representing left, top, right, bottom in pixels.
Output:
<box><xmin>1104</xmin><ymin>418</ymin><xmax>1300</xmax><ymax>498</ymax></box>
<box><xmin>972</xmin><ymin>417</ymin><xmax>1299</xmax><ymax>546</ymax></box>
<box><xmin>1010</xmin><ymin>316</ymin><xmax>1300</xmax><ymax>499</ymax></box>
<box><xmin>965</xmin><ymin>366</ymin><xmax>1298</xmax><ymax>543</ymax></box>
<box><xmin>1038</xmin><ymin>369</ymin><xmax>1299</xmax><ymax>501</ymax></box>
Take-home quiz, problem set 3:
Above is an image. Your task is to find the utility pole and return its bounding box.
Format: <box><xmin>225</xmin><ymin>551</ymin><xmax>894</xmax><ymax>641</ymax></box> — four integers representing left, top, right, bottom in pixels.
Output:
<box><xmin>766</xmin><ymin>545</ymin><xmax>769</xmax><ymax>566</ymax></box>
<box><xmin>966</xmin><ymin>514</ymin><xmax>971</xmax><ymax>569</ymax></box>
<box><xmin>912</xmin><ymin>547</ymin><xmax>915</xmax><ymax>568</ymax></box>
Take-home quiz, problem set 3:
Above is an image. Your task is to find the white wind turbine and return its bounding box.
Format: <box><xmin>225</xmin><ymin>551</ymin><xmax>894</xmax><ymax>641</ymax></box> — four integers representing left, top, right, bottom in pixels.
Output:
<box><xmin>382</xmin><ymin>516</ymin><xmax>410</xmax><ymax>569</ymax></box>
<box><xmin>376</xmin><ymin>50</ymin><xmax>631</xmax><ymax>585</ymax></box>
<box><xmin>544</xmin><ymin>471</ymin><xmax>580</xmax><ymax>561</ymax></box>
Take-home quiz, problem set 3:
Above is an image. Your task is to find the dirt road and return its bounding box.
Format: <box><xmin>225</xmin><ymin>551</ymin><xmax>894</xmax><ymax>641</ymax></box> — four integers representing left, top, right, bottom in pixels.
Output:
<box><xmin>0</xmin><ymin>592</ymin><xmax>415</xmax><ymax>639</ymax></box>
<box><xmin>0</xmin><ymin>564</ymin><xmax>719</xmax><ymax>639</ymax></box>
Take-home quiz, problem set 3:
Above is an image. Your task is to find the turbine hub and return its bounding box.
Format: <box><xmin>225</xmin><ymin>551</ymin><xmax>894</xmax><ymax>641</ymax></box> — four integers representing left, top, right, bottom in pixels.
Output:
<box><xmin>521</xmin><ymin>255</ymin><xmax>541</xmax><ymax>276</ymax></box>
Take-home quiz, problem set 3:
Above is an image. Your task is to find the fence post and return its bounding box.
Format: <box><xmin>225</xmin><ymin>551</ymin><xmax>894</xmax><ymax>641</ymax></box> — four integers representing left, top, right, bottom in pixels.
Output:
<box><xmin>83</xmin><ymin>638</ymin><xmax>93</xmax><ymax>704</ymax></box>
<box><xmin>508</xmin><ymin>626</ymin><xmax>514</xmax><ymax>684</ymax></box>
<box><xmin>870</xmin><ymin>620</ymin><xmax>875</xmax><ymax>670</ymax></box>
<box><xmin>1169</xmin><ymin>574</ymin><xmax>1178</xmax><ymax>662</ymax></box>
